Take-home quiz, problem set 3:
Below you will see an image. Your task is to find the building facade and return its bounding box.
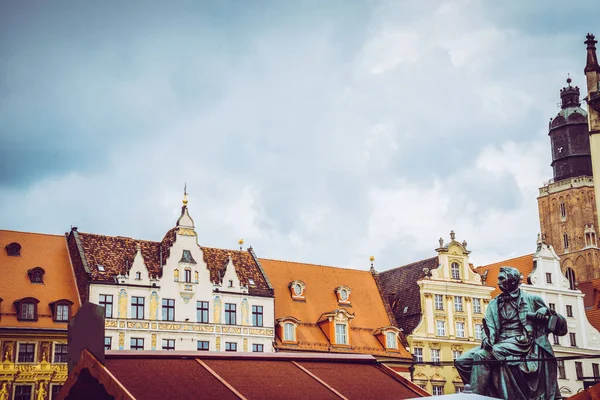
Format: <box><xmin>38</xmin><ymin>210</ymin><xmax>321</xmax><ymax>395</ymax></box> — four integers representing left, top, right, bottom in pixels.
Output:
<box><xmin>537</xmin><ymin>78</ymin><xmax>600</xmax><ymax>283</ymax></box>
<box><xmin>477</xmin><ymin>238</ymin><xmax>600</xmax><ymax>398</ymax></box>
<box><xmin>584</xmin><ymin>33</ymin><xmax>600</xmax><ymax>232</ymax></box>
<box><xmin>66</xmin><ymin>196</ymin><xmax>275</xmax><ymax>354</ymax></box>
<box><xmin>379</xmin><ymin>231</ymin><xmax>494</xmax><ymax>395</ymax></box>
<box><xmin>0</xmin><ymin>230</ymin><xmax>81</xmax><ymax>400</ymax></box>
<box><xmin>258</xmin><ymin>257</ymin><xmax>414</xmax><ymax>377</ymax></box>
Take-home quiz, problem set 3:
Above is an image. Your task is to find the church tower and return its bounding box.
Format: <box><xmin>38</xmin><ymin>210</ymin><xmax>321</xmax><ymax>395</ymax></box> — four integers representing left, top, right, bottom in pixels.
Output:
<box><xmin>537</xmin><ymin>78</ymin><xmax>600</xmax><ymax>282</ymax></box>
<box><xmin>584</xmin><ymin>33</ymin><xmax>600</xmax><ymax>236</ymax></box>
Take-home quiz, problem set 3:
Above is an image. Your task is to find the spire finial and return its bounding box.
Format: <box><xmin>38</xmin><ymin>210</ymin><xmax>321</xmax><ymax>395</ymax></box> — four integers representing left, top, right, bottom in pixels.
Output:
<box><xmin>450</xmin><ymin>230</ymin><xmax>456</xmax><ymax>241</ymax></box>
<box><xmin>567</xmin><ymin>73</ymin><xmax>572</xmax><ymax>86</ymax></box>
<box><xmin>369</xmin><ymin>256</ymin><xmax>375</xmax><ymax>271</ymax></box>
<box><xmin>183</xmin><ymin>183</ymin><xmax>188</xmax><ymax>206</ymax></box>
<box><xmin>238</xmin><ymin>238</ymin><xmax>244</xmax><ymax>250</ymax></box>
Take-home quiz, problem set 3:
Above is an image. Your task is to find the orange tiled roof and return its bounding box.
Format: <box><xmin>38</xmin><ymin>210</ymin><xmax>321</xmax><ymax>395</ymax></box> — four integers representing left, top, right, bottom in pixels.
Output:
<box><xmin>259</xmin><ymin>258</ymin><xmax>412</xmax><ymax>360</ymax></box>
<box><xmin>0</xmin><ymin>230</ymin><xmax>80</xmax><ymax>330</ymax></box>
<box><xmin>475</xmin><ymin>254</ymin><xmax>534</xmax><ymax>297</ymax></box>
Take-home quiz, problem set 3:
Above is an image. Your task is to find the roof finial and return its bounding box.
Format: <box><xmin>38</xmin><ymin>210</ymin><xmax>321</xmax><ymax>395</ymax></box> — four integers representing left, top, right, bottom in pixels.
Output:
<box><xmin>183</xmin><ymin>182</ymin><xmax>188</xmax><ymax>207</ymax></box>
<box><xmin>567</xmin><ymin>73</ymin><xmax>572</xmax><ymax>86</ymax></box>
<box><xmin>238</xmin><ymin>238</ymin><xmax>244</xmax><ymax>250</ymax></box>
<box><xmin>450</xmin><ymin>230</ymin><xmax>456</xmax><ymax>241</ymax></box>
<box><xmin>369</xmin><ymin>255</ymin><xmax>375</xmax><ymax>271</ymax></box>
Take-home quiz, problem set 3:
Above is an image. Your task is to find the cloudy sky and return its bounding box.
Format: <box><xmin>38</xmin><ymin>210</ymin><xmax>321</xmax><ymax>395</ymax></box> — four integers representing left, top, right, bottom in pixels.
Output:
<box><xmin>1</xmin><ymin>0</ymin><xmax>598</xmax><ymax>271</ymax></box>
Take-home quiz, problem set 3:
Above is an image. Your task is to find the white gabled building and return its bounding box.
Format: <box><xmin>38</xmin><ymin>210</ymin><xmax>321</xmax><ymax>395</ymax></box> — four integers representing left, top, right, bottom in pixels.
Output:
<box><xmin>478</xmin><ymin>237</ymin><xmax>600</xmax><ymax>398</ymax></box>
<box><xmin>67</xmin><ymin>195</ymin><xmax>275</xmax><ymax>353</ymax></box>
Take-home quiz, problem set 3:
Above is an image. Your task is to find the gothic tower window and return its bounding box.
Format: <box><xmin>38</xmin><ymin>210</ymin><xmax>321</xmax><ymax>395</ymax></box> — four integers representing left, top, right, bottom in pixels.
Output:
<box><xmin>563</xmin><ymin>233</ymin><xmax>569</xmax><ymax>250</ymax></box>
<box><xmin>565</xmin><ymin>268</ymin><xmax>577</xmax><ymax>290</ymax></box>
<box><xmin>560</xmin><ymin>202</ymin><xmax>566</xmax><ymax>220</ymax></box>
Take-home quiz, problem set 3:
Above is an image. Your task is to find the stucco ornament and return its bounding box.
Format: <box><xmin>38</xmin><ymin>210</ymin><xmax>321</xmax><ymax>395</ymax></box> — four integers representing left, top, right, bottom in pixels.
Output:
<box><xmin>456</xmin><ymin>266</ymin><xmax>568</xmax><ymax>399</ymax></box>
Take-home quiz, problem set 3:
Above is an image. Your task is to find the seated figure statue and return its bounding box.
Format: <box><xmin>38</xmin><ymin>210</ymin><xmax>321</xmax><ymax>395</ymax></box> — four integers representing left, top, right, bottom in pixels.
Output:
<box><xmin>455</xmin><ymin>266</ymin><xmax>567</xmax><ymax>399</ymax></box>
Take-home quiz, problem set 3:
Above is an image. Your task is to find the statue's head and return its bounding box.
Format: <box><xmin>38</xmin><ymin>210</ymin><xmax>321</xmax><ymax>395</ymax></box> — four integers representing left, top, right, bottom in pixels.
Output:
<box><xmin>498</xmin><ymin>266</ymin><xmax>522</xmax><ymax>294</ymax></box>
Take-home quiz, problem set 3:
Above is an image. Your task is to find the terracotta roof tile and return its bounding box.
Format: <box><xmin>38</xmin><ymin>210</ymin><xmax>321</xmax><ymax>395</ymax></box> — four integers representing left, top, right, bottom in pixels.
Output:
<box><xmin>475</xmin><ymin>254</ymin><xmax>534</xmax><ymax>297</ymax></box>
<box><xmin>0</xmin><ymin>230</ymin><xmax>80</xmax><ymax>329</ymax></box>
<box><xmin>379</xmin><ymin>257</ymin><xmax>439</xmax><ymax>334</ymax></box>
<box><xmin>70</xmin><ymin>230</ymin><xmax>272</xmax><ymax>297</ymax></box>
<box><xmin>259</xmin><ymin>258</ymin><xmax>412</xmax><ymax>360</ymax></box>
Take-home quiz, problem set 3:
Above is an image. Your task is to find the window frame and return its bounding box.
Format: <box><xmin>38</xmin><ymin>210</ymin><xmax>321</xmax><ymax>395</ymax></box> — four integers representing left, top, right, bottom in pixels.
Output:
<box><xmin>475</xmin><ymin>324</ymin><xmax>483</xmax><ymax>340</ymax></box>
<box><xmin>436</xmin><ymin>320</ymin><xmax>446</xmax><ymax>336</ymax></box>
<box><xmin>451</xmin><ymin>262</ymin><xmax>461</xmax><ymax>280</ymax></box>
<box><xmin>225</xmin><ymin>303</ymin><xmax>237</xmax><ymax>325</ymax></box>
<box><xmin>434</xmin><ymin>294</ymin><xmax>444</xmax><ymax>310</ymax></box>
<box><xmin>252</xmin><ymin>305</ymin><xmax>263</xmax><ymax>327</ymax></box>
<box><xmin>105</xmin><ymin>337</ymin><xmax>112</xmax><ymax>351</ymax></box>
<box><xmin>430</xmin><ymin>348</ymin><xmax>441</xmax><ymax>364</ymax></box>
<box><xmin>131</xmin><ymin>296</ymin><xmax>145</xmax><ymax>320</ymax></box>
<box><xmin>184</xmin><ymin>269</ymin><xmax>192</xmax><ymax>283</ymax></box>
<box><xmin>558</xmin><ymin>360</ymin><xmax>566</xmax><ymax>379</ymax></box>
<box><xmin>13</xmin><ymin>385</ymin><xmax>33</xmax><ymax>400</ymax></box>
<box><xmin>53</xmin><ymin>343</ymin><xmax>68</xmax><ymax>363</ymax></box>
<box><xmin>566</xmin><ymin>305</ymin><xmax>573</xmax><ymax>318</ymax></box>
<box><xmin>17</xmin><ymin>342</ymin><xmax>36</xmax><ymax>363</ymax></box>
<box><xmin>252</xmin><ymin>343</ymin><xmax>264</xmax><ymax>353</ymax></box>
<box><xmin>432</xmin><ymin>386</ymin><xmax>444</xmax><ymax>396</ymax></box>
<box><xmin>575</xmin><ymin>361</ymin><xmax>584</xmax><ymax>380</ymax></box>
<box><xmin>130</xmin><ymin>338</ymin><xmax>144</xmax><ymax>351</ymax></box>
<box><xmin>197</xmin><ymin>341</ymin><xmax>209</xmax><ymax>351</ymax></box>
<box><xmin>570</xmin><ymin>332</ymin><xmax>577</xmax><ymax>347</ymax></box>
<box><xmin>197</xmin><ymin>301</ymin><xmax>209</xmax><ymax>323</ymax></box>
<box><xmin>455</xmin><ymin>321</ymin><xmax>465</xmax><ymax>338</ymax></box>
<box><xmin>99</xmin><ymin>294</ymin><xmax>113</xmax><ymax>318</ymax></box>
<box><xmin>162</xmin><ymin>339</ymin><xmax>175</xmax><ymax>351</ymax></box>
<box><xmin>413</xmin><ymin>347</ymin><xmax>423</xmax><ymax>363</ymax></box>
<box><xmin>283</xmin><ymin>322</ymin><xmax>295</xmax><ymax>342</ymax></box>
<box><xmin>472</xmin><ymin>298</ymin><xmax>481</xmax><ymax>314</ymax></box>
<box><xmin>225</xmin><ymin>342</ymin><xmax>237</xmax><ymax>352</ymax></box>
<box><xmin>162</xmin><ymin>298</ymin><xmax>175</xmax><ymax>321</ymax></box>
<box><xmin>14</xmin><ymin>298</ymin><xmax>39</xmax><ymax>321</ymax></box>
<box><xmin>335</xmin><ymin>323</ymin><xmax>348</xmax><ymax>345</ymax></box>
<box><xmin>452</xmin><ymin>350</ymin><xmax>463</xmax><ymax>360</ymax></box>
<box><xmin>385</xmin><ymin>331</ymin><xmax>397</xmax><ymax>349</ymax></box>
<box><xmin>454</xmin><ymin>296</ymin><xmax>463</xmax><ymax>312</ymax></box>
<box><xmin>546</xmin><ymin>273</ymin><xmax>553</xmax><ymax>284</ymax></box>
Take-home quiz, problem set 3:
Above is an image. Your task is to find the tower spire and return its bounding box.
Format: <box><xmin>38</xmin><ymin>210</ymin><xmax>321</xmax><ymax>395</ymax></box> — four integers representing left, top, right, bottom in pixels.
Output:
<box><xmin>585</xmin><ymin>33</ymin><xmax>600</xmax><ymax>74</ymax></box>
<box><xmin>183</xmin><ymin>183</ymin><xmax>188</xmax><ymax>207</ymax></box>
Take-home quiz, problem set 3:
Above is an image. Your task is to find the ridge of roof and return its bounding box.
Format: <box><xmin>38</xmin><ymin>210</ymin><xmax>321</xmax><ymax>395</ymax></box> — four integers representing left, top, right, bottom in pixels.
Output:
<box><xmin>258</xmin><ymin>257</ymin><xmax>373</xmax><ymax>273</ymax></box>
<box><xmin>380</xmin><ymin>255</ymin><xmax>439</xmax><ymax>275</ymax></box>
<box><xmin>0</xmin><ymin>229</ymin><xmax>63</xmax><ymax>238</ymax></box>
<box><xmin>476</xmin><ymin>253</ymin><xmax>534</xmax><ymax>270</ymax></box>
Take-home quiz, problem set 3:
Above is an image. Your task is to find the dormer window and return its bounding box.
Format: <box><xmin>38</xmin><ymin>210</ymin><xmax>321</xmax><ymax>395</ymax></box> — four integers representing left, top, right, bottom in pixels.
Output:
<box><xmin>97</xmin><ymin>264</ymin><xmax>105</xmax><ymax>272</ymax></box>
<box><xmin>335</xmin><ymin>286</ymin><xmax>352</xmax><ymax>305</ymax></box>
<box><xmin>50</xmin><ymin>300</ymin><xmax>73</xmax><ymax>322</ymax></box>
<box><xmin>335</xmin><ymin>323</ymin><xmax>348</xmax><ymax>345</ymax></box>
<box><xmin>289</xmin><ymin>280</ymin><xmax>306</xmax><ymax>300</ymax></box>
<box><xmin>5</xmin><ymin>242</ymin><xmax>21</xmax><ymax>256</ymax></box>
<box><xmin>451</xmin><ymin>262</ymin><xmax>461</xmax><ymax>280</ymax></box>
<box><xmin>248</xmin><ymin>278</ymin><xmax>255</xmax><ymax>286</ymax></box>
<box><xmin>14</xmin><ymin>298</ymin><xmax>40</xmax><ymax>321</ymax></box>
<box><xmin>276</xmin><ymin>316</ymin><xmax>300</xmax><ymax>344</ymax></box>
<box><xmin>27</xmin><ymin>267</ymin><xmax>45</xmax><ymax>284</ymax></box>
<box><xmin>386</xmin><ymin>331</ymin><xmax>397</xmax><ymax>349</ymax></box>
<box><xmin>317</xmin><ymin>309</ymin><xmax>355</xmax><ymax>347</ymax></box>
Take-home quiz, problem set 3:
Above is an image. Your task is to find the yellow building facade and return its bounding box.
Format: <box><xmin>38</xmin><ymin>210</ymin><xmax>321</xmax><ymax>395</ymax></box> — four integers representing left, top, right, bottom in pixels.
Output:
<box><xmin>380</xmin><ymin>231</ymin><xmax>494</xmax><ymax>395</ymax></box>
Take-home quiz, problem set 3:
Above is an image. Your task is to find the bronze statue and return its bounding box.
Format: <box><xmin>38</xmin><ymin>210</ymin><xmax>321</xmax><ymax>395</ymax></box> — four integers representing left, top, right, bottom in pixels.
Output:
<box><xmin>455</xmin><ymin>266</ymin><xmax>567</xmax><ymax>399</ymax></box>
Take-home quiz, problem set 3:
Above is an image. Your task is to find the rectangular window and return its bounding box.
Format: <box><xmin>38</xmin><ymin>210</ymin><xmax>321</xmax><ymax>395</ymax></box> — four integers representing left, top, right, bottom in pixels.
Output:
<box><xmin>131</xmin><ymin>297</ymin><xmax>145</xmax><ymax>320</ymax></box>
<box><xmin>105</xmin><ymin>337</ymin><xmax>112</xmax><ymax>350</ymax></box>
<box><xmin>162</xmin><ymin>339</ymin><xmax>175</xmax><ymax>350</ymax></box>
<box><xmin>549</xmin><ymin>303</ymin><xmax>556</xmax><ymax>312</ymax></box>
<box><xmin>455</xmin><ymin>386</ymin><xmax>464</xmax><ymax>394</ymax></box>
<box><xmin>431</xmin><ymin>349</ymin><xmax>441</xmax><ymax>364</ymax></box>
<box><xmin>197</xmin><ymin>301</ymin><xmax>209</xmax><ymax>323</ymax></box>
<box><xmin>18</xmin><ymin>343</ymin><xmax>35</xmax><ymax>363</ymax></box>
<box><xmin>162</xmin><ymin>298</ymin><xmax>175</xmax><ymax>321</ymax></box>
<box><xmin>566</xmin><ymin>305</ymin><xmax>573</xmax><ymax>317</ymax></box>
<box><xmin>197</xmin><ymin>341</ymin><xmax>209</xmax><ymax>351</ymax></box>
<box><xmin>576</xmin><ymin>361</ymin><xmax>584</xmax><ymax>380</ymax></box>
<box><xmin>225</xmin><ymin>303</ymin><xmax>237</xmax><ymax>325</ymax></box>
<box><xmin>436</xmin><ymin>320</ymin><xmax>446</xmax><ymax>336</ymax></box>
<box><xmin>413</xmin><ymin>347</ymin><xmax>423</xmax><ymax>363</ymax></box>
<box><xmin>453</xmin><ymin>350</ymin><xmax>463</xmax><ymax>360</ymax></box>
<box><xmin>21</xmin><ymin>303</ymin><xmax>35</xmax><ymax>320</ymax></box>
<box><xmin>56</xmin><ymin>304</ymin><xmax>70</xmax><ymax>322</ymax></box>
<box><xmin>432</xmin><ymin>386</ymin><xmax>444</xmax><ymax>396</ymax></box>
<box><xmin>558</xmin><ymin>360</ymin><xmax>566</xmax><ymax>379</ymax></box>
<box><xmin>284</xmin><ymin>323</ymin><xmax>295</xmax><ymax>341</ymax></box>
<box><xmin>184</xmin><ymin>269</ymin><xmax>192</xmax><ymax>283</ymax></box>
<box><xmin>546</xmin><ymin>273</ymin><xmax>552</xmax><ymax>284</ymax></box>
<box><xmin>51</xmin><ymin>384</ymin><xmax>63</xmax><ymax>399</ymax></box>
<box><xmin>553</xmin><ymin>334</ymin><xmax>560</xmax><ymax>345</ymax></box>
<box><xmin>335</xmin><ymin>323</ymin><xmax>348</xmax><ymax>345</ymax></box>
<box><xmin>252</xmin><ymin>305</ymin><xmax>263</xmax><ymax>327</ymax></box>
<box><xmin>475</xmin><ymin>324</ymin><xmax>483</xmax><ymax>340</ymax></box>
<box><xmin>454</xmin><ymin>296</ymin><xmax>463</xmax><ymax>312</ymax></box>
<box><xmin>99</xmin><ymin>294</ymin><xmax>113</xmax><ymax>318</ymax></box>
<box><xmin>456</xmin><ymin>322</ymin><xmax>465</xmax><ymax>338</ymax></box>
<box><xmin>473</xmin><ymin>298</ymin><xmax>481</xmax><ymax>314</ymax></box>
<box><xmin>593</xmin><ymin>363</ymin><xmax>600</xmax><ymax>378</ymax></box>
<box><xmin>53</xmin><ymin>343</ymin><xmax>68</xmax><ymax>363</ymax></box>
<box><xmin>451</xmin><ymin>262</ymin><xmax>461</xmax><ymax>280</ymax></box>
<box><xmin>434</xmin><ymin>294</ymin><xmax>444</xmax><ymax>310</ymax></box>
<box><xmin>14</xmin><ymin>385</ymin><xmax>33</xmax><ymax>400</ymax></box>
<box><xmin>386</xmin><ymin>332</ymin><xmax>397</xmax><ymax>349</ymax></box>
<box><xmin>570</xmin><ymin>332</ymin><xmax>577</xmax><ymax>347</ymax></box>
<box><xmin>225</xmin><ymin>342</ymin><xmax>237</xmax><ymax>352</ymax></box>
<box><xmin>252</xmin><ymin>344</ymin><xmax>264</xmax><ymax>352</ymax></box>
<box><xmin>130</xmin><ymin>338</ymin><xmax>144</xmax><ymax>350</ymax></box>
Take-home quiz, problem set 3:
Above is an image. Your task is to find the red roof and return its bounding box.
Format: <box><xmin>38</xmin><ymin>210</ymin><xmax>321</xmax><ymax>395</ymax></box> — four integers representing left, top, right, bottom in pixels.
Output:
<box><xmin>58</xmin><ymin>350</ymin><xmax>429</xmax><ymax>400</ymax></box>
<box><xmin>475</xmin><ymin>254</ymin><xmax>534</xmax><ymax>297</ymax></box>
<box><xmin>581</xmin><ymin>278</ymin><xmax>600</xmax><ymax>334</ymax></box>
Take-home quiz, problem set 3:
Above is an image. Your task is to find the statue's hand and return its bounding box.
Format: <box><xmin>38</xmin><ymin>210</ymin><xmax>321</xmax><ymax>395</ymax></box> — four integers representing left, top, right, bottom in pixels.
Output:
<box><xmin>534</xmin><ymin>307</ymin><xmax>548</xmax><ymax>323</ymax></box>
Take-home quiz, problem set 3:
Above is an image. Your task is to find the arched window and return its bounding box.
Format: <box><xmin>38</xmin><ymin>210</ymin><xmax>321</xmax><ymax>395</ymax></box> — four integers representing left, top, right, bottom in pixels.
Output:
<box><xmin>284</xmin><ymin>322</ymin><xmax>295</xmax><ymax>341</ymax></box>
<box><xmin>5</xmin><ymin>242</ymin><xmax>21</xmax><ymax>256</ymax></box>
<box><xmin>27</xmin><ymin>267</ymin><xmax>45</xmax><ymax>284</ymax></box>
<box><xmin>565</xmin><ymin>268</ymin><xmax>577</xmax><ymax>290</ymax></box>
<box><xmin>559</xmin><ymin>202</ymin><xmax>566</xmax><ymax>219</ymax></box>
<box><xmin>14</xmin><ymin>297</ymin><xmax>40</xmax><ymax>321</ymax></box>
<box><xmin>451</xmin><ymin>262</ymin><xmax>461</xmax><ymax>280</ymax></box>
<box><xmin>386</xmin><ymin>331</ymin><xmax>397</xmax><ymax>349</ymax></box>
<box><xmin>563</xmin><ymin>233</ymin><xmax>569</xmax><ymax>250</ymax></box>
